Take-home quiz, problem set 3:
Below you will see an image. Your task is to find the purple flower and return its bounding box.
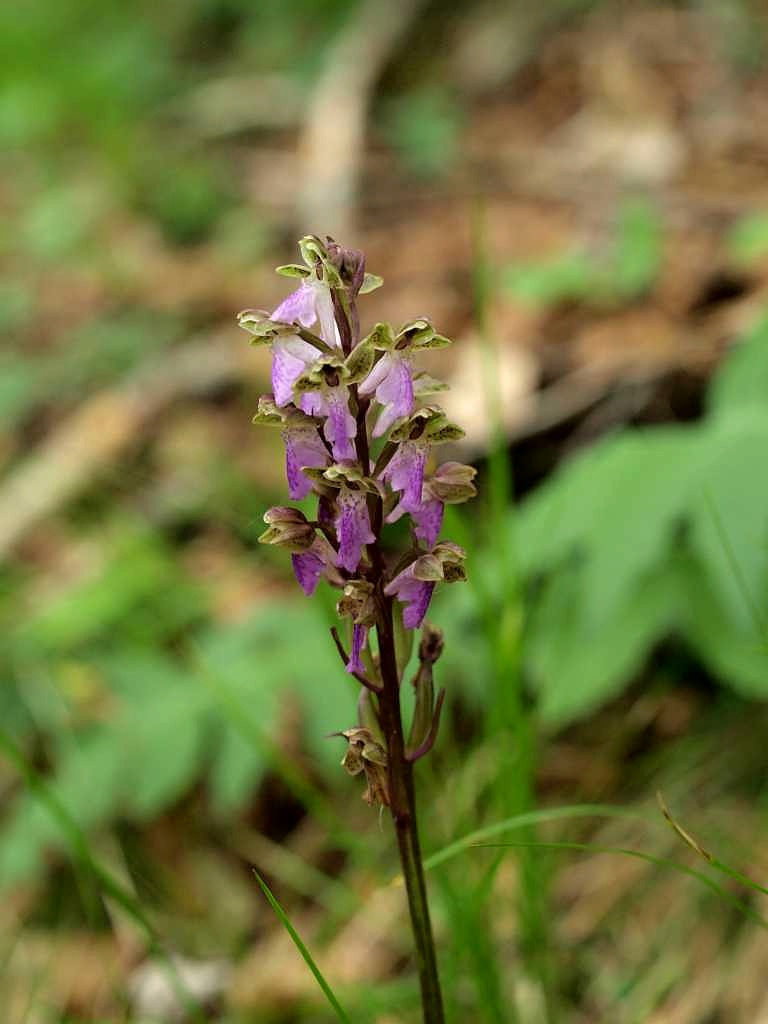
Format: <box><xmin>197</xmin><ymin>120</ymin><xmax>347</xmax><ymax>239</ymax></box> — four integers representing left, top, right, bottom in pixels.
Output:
<box><xmin>359</xmin><ymin>352</ymin><xmax>414</xmax><ymax>437</ymax></box>
<box><xmin>381</xmin><ymin>440</ymin><xmax>427</xmax><ymax>512</ymax></box>
<box><xmin>282</xmin><ymin>422</ymin><xmax>329</xmax><ymax>500</ymax></box>
<box><xmin>382</xmin><ymin>439</ymin><xmax>443</xmax><ymax>546</ymax></box>
<box><xmin>323</xmin><ymin>386</ymin><xmax>357</xmax><ymax>462</ymax></box>
<box><xmin>271</xmin><ymin>335</ymin><xmax>319</xmax><ymax>407</ymax></box>
<box><xmin>272</xmin><ymin>280</ymin><xmax>339</xmax><ymax>347</ymax></box>
<box><xmin>347</xmin><ymin>623</ymin><xmax>368</xmax><ymax>675</ymax></box>
<box><xmin>291</xmin><ymin>535</ymin><xmax>341</xmax><ymax>596</ymax></box>
<box><xmin>336</xmin><ymin>489</ymin><xmax>374</xmax><ymax>573</ymax></box>
<box><xmin>384</xmin><ymin>563</ymin><xmax>436</xmax><ymax>630</ymax></box>
<box><xmin>410</xmin><ymin>498</ymin><xmax>444</xmax><ymax>547</ymax></box>
<box><xmin>297</xmin><ymin>385</ymin><xmax>356</xmax><ymax>462</ymax></box>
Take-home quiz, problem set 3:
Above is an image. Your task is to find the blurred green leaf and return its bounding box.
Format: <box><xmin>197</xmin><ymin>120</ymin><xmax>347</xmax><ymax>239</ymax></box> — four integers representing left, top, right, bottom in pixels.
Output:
<box><xmin>380</xmin><ymin>87</ymin><xmax>462</xmax><ymax>178</ymax></box>
<box><xmin>611</xmin><ymin>198</ymin><xmax>662</xmax><ymax>300</ymax></box>
<box><xmin>707</xmin><ymin>312</ymin><xmax>768</xmax><ymax>417</ymax></box>
<box><xmin>503</xmin><ymin>197</ymin><xmax>662</xmax><ymax>308</ymax></box>
<box><xmin>526</xmin><ymin>560</ymin><xmax>680</xmax><ymax>723</ymax></box>
<box><xmin>728</xmin><ymin>212</ymin><xmax>768</xmax><ymax>264</ymax></box>
<box><xmin>13</xmin><ymin>531</ymin><xmax>204</xmax><ymax>655</ymax></box>
<box><xmin>514</xmin><ymin>310</ymin><xmax>768</xmax><ymax>722</ymax></box>
<box><xmin>503</xmin><ymin>252</ymin><xmax>593</xmax><ymax>306</ymax></box>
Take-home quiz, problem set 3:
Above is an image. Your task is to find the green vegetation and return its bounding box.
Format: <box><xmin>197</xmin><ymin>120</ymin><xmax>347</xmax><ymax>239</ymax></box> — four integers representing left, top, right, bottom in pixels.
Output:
<box><xmin>4</xmin><ymin>1</ymin><xmax>768</xmax><ymax>1020</ymax></box>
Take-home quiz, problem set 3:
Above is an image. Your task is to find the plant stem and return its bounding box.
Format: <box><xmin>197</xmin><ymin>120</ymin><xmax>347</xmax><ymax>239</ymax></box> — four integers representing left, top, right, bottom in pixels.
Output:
<box><xmin>376</xmin><ymin>593</ymin><xmax>445</xmax><ymax>1024</ymax></box>
<box><xmin>342</xmin><ymin>270</ymin><xmax>444</xmax><ymax>1023</ymax></box>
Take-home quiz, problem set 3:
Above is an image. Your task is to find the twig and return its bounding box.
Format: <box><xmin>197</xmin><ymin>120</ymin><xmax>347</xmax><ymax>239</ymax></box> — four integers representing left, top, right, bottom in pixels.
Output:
<box><xmin>297</xmin><ymin>0</ymin><xmax>428</xmax><ymax>239</ymax></box>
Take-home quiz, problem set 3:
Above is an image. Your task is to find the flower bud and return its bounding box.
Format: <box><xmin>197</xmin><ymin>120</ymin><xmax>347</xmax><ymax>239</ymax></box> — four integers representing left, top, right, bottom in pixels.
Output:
<box><xmin>337</xmin><ymin>727</ymin><xmax>390</xmax><ymax>807</ymax></box>
<box><xmin>258</xmin><ymin>507</ymin><xmax>315</xmax><ymax>551</ymax></box>
<box><xmin>337</xmin><ymin>579</ymin><xmax>377</xmax><ymax>625</ymax></box>
<box><xmin>424</xmin><ymin>462</ymin><xmax>477</xmax><ymax>504</ymax></box>
<box><xmin>418</xmin><ymin>623</ymin><xmax>444</xmax><ymax>665</ymax></box>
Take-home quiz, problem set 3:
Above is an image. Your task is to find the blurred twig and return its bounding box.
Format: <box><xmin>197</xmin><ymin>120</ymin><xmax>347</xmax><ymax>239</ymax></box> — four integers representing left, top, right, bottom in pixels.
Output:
<box><xmin>0</xmin><ymin>335</ymin><xmax>247</xmax><ymax>560</ymax></box>
<box><xmin>298</xmin><ymin>0</ymin><xmax>428</xmax><ymax>239</ymax></box>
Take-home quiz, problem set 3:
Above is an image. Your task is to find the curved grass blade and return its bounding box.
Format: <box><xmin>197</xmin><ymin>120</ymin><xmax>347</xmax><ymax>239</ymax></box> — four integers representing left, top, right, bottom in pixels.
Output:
<box><xmin>419</xmin><ymin>804</ymin><xmax>639</xmax><ymax>875</ymax></box>
<box><xmin>658</xmin><ymin>791</ymin><xmax>768</xmax><ymax>898</ymax></box>
<box><xmin>254</xmin><ymin>870</ymin><xmax>352</xmax><ymax>1024</ymax></box>
<box><xmin>473</xmin><ymin>840</ymin><xmax>768</xmax><ymax>932</ymax></box>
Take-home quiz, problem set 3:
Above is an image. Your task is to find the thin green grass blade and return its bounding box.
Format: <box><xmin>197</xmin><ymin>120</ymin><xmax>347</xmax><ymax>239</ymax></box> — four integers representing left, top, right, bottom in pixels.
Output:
<box><xmin>474</xmin><ymin>840</ymin><xmax>768</xmax><ymax>932</ymax></box>
<box><xmin>0</xmin><ymin>728</ymin><xmax>206</xmax><ymax>1022</ymax></box>
<box><xmin>421</xmin><ymin>804</ymin><xmax>638</xmax><ymax>873</ymax></box>
<box><xmin>657</xmin><ymin>791</ymin><xmax>768</xmax><ymax>897</ymax></box>
<box><xmin>253</xmin><ymin>870</ymin><xmax>352</xmax><ymax>1024</ymax></box>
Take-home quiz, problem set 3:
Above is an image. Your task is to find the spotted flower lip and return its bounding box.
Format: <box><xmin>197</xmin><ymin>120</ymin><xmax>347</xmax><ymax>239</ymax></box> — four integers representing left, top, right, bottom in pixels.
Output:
<box><xmin>384</xmin><ymin>564</ymin><xmax>436</xmax><ymax>630</ymax></box>
<box><xmin>386</xmin><ymin>492</ymin><xmax>444</xmax><ymax>548</ymax></box>
<box><xmin>409</xmin><ymin>499</ymin><xmax>444</xmax><ymax>547</ymax></box>
<box><xmin>358</xmin><ymin>351</ymin><xmax>414</xmax><ymax>438</ymax></box>
<box><xmin>296</xmin><ymin>385</ymin><xmax>356</xmax><ymax>462</ymax></box>
<box><xmin>291</xmin><ymin>535</ymin><xmax>342</xmax><ymax>596</ymax></box>
<box><xmin>385</xmin><ymin>543</ymin><xmax>467</xmax><ymax>628</ymax></box>
<box><xmin>271</xmin><ymin>335</ymin><xmax>322</xmax><ymax>408</ymax></box>
<box><xmin>336</xmin><ymin>488</ymin><xmax>375</xmax><ymax>573</ymax></box>
<box><xmin>381</xmin><ymin>438</ymin><xmax>444</xmax><ymax>545</ymax></box>
<box><xmin>381</xmin><ymin>440</ymin><xmax>426</xmax><ymax>512</ymax></box>
<box><xmin>282</xmin><ymin>422</ymin><xmax>330</xmax><ymax>500</ymax></box>
<box><xmin>347</xmin><ymin>623</ymin><xmax>368</xmax><ymax>675</ymax></box>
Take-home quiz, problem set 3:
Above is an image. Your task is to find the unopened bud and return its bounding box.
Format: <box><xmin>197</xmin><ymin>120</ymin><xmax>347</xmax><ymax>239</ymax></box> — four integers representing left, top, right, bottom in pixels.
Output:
<box><xmin>337</xmin><ymin>579</ymin><xmax>377</xmax><ymax>625</ymax></box>
<box><xmin>419</xmin><ymin>623</ymin><xmax>444</xmax><ymax>665</ymax></box>
<box><xmin>259</xmin><ymin>507</ymin><xmax>315</xmax><ymax>551</ymax></box>
<box><xmin>336</xmin><ymin>727</ymin><xmax>390</xmax><ymax>807</ymax></box>
<box><xmin>425</xmin><ymin>462</ymin><xmax>477</xmax><ymax>504</ymax></box>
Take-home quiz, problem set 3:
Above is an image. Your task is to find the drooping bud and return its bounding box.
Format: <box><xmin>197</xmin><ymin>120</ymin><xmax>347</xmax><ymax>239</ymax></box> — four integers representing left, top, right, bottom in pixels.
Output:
<box><xmin>423</xmin><ymin>462</ymin><xmax>477</xmax><ymax>504</ymax></box>
<box><xmin>259</xmin><ymin>507</ymin><xmax>315</xmax><ymax>551</ymax></box>
<box><xmin>337</xmin><ymin>727</ymin><xmax>390</xmax><ymax>807</ymax></box>
<box><xmin>337</xmin><ymin>580</ymin><xmax>377</xmax><ymax>675</ymax></box>
<box><xmin>325</xmin><ymin>238</ymin><xmax>366</xmax><ymax>295</ymax></box>
<box><xmin>418</xmin><ymin>623</ymin><xmax>444</xmax><ymax>665</ymax></box>
<box><xmin>385</xmin><ymin>543</ymin><xmax>467</xmax><ymax>628</ymax></box>
<box><xmin>337</xmin><ymin>579</ymin><xmax>377</xmax><ymax>626</ymax></box>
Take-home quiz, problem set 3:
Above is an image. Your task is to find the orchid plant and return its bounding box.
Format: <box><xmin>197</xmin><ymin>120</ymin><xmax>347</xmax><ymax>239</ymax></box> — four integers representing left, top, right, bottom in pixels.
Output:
<box><xmin>238</xmin><ymin>236</ymin><xmax>476</xmax><ymax>1023</ymax></box>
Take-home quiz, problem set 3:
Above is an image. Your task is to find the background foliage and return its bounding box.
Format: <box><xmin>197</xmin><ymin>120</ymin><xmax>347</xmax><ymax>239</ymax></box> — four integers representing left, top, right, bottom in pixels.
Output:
<box><xmin>3</xmin><ymin>1</ymin><xmax>768</xmax><ymax>1022</ymax></box>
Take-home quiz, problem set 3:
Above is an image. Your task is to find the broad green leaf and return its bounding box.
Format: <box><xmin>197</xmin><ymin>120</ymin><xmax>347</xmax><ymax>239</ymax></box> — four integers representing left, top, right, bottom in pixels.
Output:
<box><xmin>117</xmin><ymin>689</ymin><xmax>209</xmax><ymax>820</ymax></box>
<box><xmin>678</xmin><ymin>554</ymin><xmax>768</xmax><ymax>698</ymax></box>
<box><xmin>208</xmin><ymin>726</ymin><xmax>263</xmax><ymax>816</ymax></box>
<box><xmin>518</xmin><ymin>428</ymin><xmax>701</xmax><ymax>625</ymax></box>
<box><xmin>690</xmin><ymin>414</ymin><xmax>768</xmax><ymax>632</ymax></box>
<box><xmin>708</xmin><ymin>313</ymin><xmax>768</xmax><ymax>418</ymax></box>
<box><xmin>526</xmin><ymin>560</ymin><xmax>680</xmax><ymax>724</ymax></box>
<box><xmin>13</xmin><ymin>532</ymin><xmax>204</xmax><ymax>654</ymax></box>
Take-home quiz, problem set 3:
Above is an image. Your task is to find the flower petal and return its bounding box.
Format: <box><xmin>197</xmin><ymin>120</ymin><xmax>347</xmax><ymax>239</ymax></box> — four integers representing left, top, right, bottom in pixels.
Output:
<box><xmin>323</xmin><ymin>386</ymin><xmax>357</xmax><ymax>462</ymax></box>
<box><xmin>358</xmin><ymin>352</ymin><xmax>392</xmax><ymax>397</ymax></box>
<box><xmin>403</xmin><ymin>581</ymin><xmax>435</xmax><ymax>629</ymax></box>
<box><xmin>384</xmin><ymin>564</ymin><xmax>436</xmax><ymax>629</ymax></box>
<box><xmin>291</xmin><ymin>548</ymin><xmax>325</xmax><ymax>596</ymax></box>
<box><xmin>272</xmin><ymin>281</ymin><xmax>318</xmax><ymax>327</ymax></box>
<box><xmin>372</xmin><ymin>355</ymin><xmax>414</xmax><ymax>437</ymax></box>
<box><xmin>412</xmin><ymin>499</ymin><xmax>444</xmax><ymax>547</ymax></box>
<box><xmin>271</xmin><ymin>335</ymin><xmax>317</xmax><ymax>406</ymax></box>
<box><xmin>336</xmin><ymin>490</ymin><xmax>374</xmax><ymax>573</ymax></box>
<box><xmin>382</xmin><ymin>441</ymin><xmax>426</xmax><ymax>511</ymax></box>
<box><xmin>346</xmin><ymin>623</ymin><xmax>368</xmax><ymax>674</ymax></box>
<box><xmin>312</xmin><ymin>282</ymin><xmax>341</xmax><ymax>347</ymax></box>
<box><xmin>283</xmin><ymin>425</ymin><xmax>329</xmax><ymax>500</ymax></box>
<box><xmin>291</xmin><ymin>536</ymin><xmax>340</xmax><ymax>595</ymax></box>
